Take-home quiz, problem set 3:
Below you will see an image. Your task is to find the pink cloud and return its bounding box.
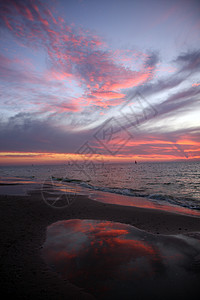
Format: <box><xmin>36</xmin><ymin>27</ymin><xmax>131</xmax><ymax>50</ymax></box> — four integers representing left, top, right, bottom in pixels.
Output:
<box><xmin>192</xmin><ymin>82</ymin><xmax>200</xmax><ymax>87</ymax></box>
<box><xmin>25</xmin><ymin>7</ymin><xmax>34</xmax><ymax>21</ymax></box>
<box><xmin>38</xmin><ymin>97</ymin><xmax>80</xmax><ymax>113</ymax></box>
<box><xmin>93</xmin><ymin>98</ymin><xmax>125</xmax><ymax>108</ymax></box>
<box><xmin>3</xmin><ymin>16</ymin><xmax>13</xmax><ymax>31</ymax></box>
<box><xmin>102</xmin><ymin>71</ymin><xmax>152</xmax><ymax>91</ymax></box>
<box><xmin>91</xmin><ymin>91</ymin><xmax>125</xmax><ymax>99</ymax></box>
<box><xmin>0</xmin><ymin>0</ymin><xmax>157</xmax><ymax>113</ymax></box>
<box><xmin>45</xmin><ymin>70</ymin><xmax>74</xmax><ymax>82</ymax></box>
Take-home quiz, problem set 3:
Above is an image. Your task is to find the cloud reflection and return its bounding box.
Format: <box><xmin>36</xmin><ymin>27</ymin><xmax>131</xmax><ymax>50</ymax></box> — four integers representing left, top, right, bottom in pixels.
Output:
<box><xmin>42</xmin><ymin>219</ymin><xmax>200</xmax><ymax>299</ymax></box>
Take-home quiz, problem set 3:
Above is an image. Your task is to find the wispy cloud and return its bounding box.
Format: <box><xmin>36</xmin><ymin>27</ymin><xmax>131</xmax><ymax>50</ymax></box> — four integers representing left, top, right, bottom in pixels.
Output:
<box><xmin>0</xmin><ymin>0</ymin><xmax>199</xmax><ymax>162</ymax></box>
<box><xmin>0</xmin><ymin>0</ymin><xmax>156</xmax><ymax>111</ymax></box>
<box><xmin>175</xmin><ymin>50</ymin><xmax>200</xmax><ymax>74</ymax></box>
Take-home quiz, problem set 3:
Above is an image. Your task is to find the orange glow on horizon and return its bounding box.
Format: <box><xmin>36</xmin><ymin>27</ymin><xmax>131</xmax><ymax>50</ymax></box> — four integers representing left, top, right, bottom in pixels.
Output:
<box><xmin>0</xmin><ymin>151</ymin><xmax>199</xmax><ymax>165</ymax></box>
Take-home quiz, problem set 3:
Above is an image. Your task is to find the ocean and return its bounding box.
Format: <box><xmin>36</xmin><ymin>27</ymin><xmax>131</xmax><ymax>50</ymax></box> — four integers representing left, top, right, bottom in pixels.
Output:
<box><xmin>0</xmin><ymin>160</ymin><xmax>200</xmax><ymax>213</ymax></box>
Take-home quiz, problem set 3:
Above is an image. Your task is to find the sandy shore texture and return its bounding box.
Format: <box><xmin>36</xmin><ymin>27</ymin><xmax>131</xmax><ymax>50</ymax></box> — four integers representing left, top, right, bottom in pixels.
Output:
<box><xmin>0</xmin><ymin>192</ymin><xmax>200</xmax><ymax>299</ymax></box>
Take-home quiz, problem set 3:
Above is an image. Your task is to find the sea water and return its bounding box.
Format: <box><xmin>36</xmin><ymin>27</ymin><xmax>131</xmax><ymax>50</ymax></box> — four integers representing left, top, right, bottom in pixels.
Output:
<box><xmin>0</xmin><ymin>160</ymin><xmax>200</xmax><ymax>212</ymax></box>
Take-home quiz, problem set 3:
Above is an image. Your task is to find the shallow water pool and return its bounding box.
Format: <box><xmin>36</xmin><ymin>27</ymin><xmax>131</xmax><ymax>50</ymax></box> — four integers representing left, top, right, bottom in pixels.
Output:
<box><xmin>41</xmin><ymin>219</ymin><xmax>200</xmax><ymax>299</ymax></box>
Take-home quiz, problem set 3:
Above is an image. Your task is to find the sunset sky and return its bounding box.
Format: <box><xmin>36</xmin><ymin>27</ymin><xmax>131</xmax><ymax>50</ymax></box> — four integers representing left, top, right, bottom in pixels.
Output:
<box><xmin>0</xmin><ymin>0</ymin><xmax>200</xmax><ymax>164</ymax></box>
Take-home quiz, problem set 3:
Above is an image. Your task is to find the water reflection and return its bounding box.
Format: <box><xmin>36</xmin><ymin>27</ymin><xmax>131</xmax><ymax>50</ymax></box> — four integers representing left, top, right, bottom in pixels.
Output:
<box><xmin>89</xmin><ymin>191</ymin><xmax>200</xmax><ymax>216</ymax></box>
<box><xmin>0</xmin><ymin>177</ymin><xmax>40</xmax><ymax>195</ymax></box>
<box><xmin>42</xmin><ymin>219</ymin><xmax>200</xmax><ymax>299</ymax></box>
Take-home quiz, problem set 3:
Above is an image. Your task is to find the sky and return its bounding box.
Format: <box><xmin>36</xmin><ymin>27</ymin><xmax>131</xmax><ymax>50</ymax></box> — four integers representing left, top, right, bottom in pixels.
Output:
<box><xmin>0</xmin><ymin>0</ymin><xmax>200</xmax><ymax>165</ymax></box>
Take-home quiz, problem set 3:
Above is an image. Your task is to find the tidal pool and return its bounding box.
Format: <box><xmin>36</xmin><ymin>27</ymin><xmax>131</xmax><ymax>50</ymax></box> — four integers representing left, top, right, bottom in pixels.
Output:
<box><xmin>41</xmin><ymin>219</ymin><xmax>200</xmax><ymax>299</ymax></box>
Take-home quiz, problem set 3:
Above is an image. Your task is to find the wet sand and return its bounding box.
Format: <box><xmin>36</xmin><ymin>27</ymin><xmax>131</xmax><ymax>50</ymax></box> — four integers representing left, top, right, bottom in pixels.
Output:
<box><xmin>0</xmin><ymin>193</ymin><xmax>200</xmax><ymax>299</ymax></box>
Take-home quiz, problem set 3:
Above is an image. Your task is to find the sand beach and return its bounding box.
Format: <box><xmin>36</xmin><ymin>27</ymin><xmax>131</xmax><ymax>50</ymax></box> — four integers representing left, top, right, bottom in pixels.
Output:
<box><xmin>0</xmin><ymin>191</ymin><xmax>200</xmax><ymax>299</ymax></box>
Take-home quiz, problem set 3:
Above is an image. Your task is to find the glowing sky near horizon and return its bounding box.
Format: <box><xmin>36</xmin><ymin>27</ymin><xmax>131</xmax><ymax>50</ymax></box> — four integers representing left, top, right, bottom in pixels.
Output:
<box><xmin>0</xmin><ymin>0</ymin><xmax>200</xmax><ymax>164</ymax></box>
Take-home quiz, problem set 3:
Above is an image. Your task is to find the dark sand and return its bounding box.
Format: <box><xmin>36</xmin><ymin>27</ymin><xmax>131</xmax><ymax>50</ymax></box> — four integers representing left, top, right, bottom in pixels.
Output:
<box><xmin>0</xmin><ymin>193</ymin><xmax>200</xmax><ymax>299</ymax></box>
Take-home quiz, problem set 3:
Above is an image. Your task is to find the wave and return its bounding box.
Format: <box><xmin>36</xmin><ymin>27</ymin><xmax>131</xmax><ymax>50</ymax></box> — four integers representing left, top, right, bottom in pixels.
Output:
<box><xmin>80</xmin><ymin>181</ymin><xmax>147</xmax><ymax>195</ymax></box>
<box><xmin>51</xmin><ymin>176</ymin><xmax>200</xmax><ymax>211</ymax></box>
<box><xmin>80</xmin><ymin>182</ymin><xmax>200</xmax><ymax>211</ymax></box>
<box><xmin>52</xmin><ymin>176</ymin><xmax>89</xmax><ymax>183</ymax></box>
<box><xmin>15</xmin><ymin>175</ymin><xmax>35</xmax><ymax>179</ymax></box>
<box><xmin>148</xmin><ymin>194</ymin><xmax>200</xmax><ymax>210</ymax></box>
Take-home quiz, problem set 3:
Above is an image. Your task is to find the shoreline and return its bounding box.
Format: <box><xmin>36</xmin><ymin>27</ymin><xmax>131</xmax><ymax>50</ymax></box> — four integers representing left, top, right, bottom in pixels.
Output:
<box><xmin>1</xmin><ymin>176</ymin><xmax>200</xmax><ymax>217</ymax></box>
<box><xmin>0</xmin><ymin>193</ymin><xmax>200</xmax><ymax>299</ymax></box>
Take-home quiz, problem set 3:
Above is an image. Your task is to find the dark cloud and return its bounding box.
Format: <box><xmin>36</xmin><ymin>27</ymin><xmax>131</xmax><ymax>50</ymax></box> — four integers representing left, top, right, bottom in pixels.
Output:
<box><xmin>127</xmin><ymin>76</ymin><xmax>183</xmax><ymax>99</ymax></box>
<box><xmin>154</xmin><ymin>87</ymin><xmax>200</xmax><ymax>118</ymax></box>
<box><xmin>144</xmin><ymin>52</ymin><xmax>159</xmax><ymax>68</ymax></box>
<box><xmin>119</xmin><ymin>84</ymin><xmax>199</xmax><ymax>137</ymax></box>
<box><xmin>0</xmin><ymin>113</ymin><xmax>92</xmax><ymax>153</ymax></box>
<box><xmin>175</xmin><ymin>50</ymin><xmax>200</xmax><ymax>73</ymax></box>
<box><xmin>127</xmin><ymin>49</ymin><xmax>200</xmax><ymax>102</ymax></box>
<box><xmin>0</xmin><ymin>109</ymin><xmax>199</xmax><ymax>160</ymax></box>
